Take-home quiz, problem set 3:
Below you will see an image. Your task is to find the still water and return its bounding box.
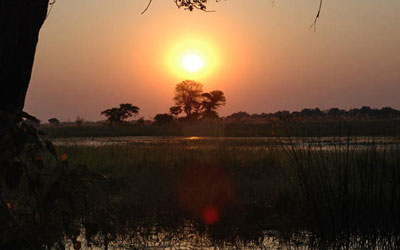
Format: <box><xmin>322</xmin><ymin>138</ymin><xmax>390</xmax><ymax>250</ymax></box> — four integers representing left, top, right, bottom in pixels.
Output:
<box><xmin>53</xmin><ymin>136</ymin><xmax>400</xmax><ymax>149</ymax></box>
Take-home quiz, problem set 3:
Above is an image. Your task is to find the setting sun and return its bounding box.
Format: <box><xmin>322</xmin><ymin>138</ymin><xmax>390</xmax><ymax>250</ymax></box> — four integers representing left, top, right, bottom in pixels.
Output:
<box><xmin>165</xmin><ymin>38</ymin><xmax>219</xmax><ymax>80</ymax></box>
<box><xmin>182</xmin><ymin>54</ymin><xmax>204</xmax><ymax>73</ymax></box>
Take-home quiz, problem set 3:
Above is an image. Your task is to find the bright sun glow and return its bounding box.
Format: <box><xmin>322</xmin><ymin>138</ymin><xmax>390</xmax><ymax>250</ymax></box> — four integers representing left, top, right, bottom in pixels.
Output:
<box><xmin>182</xmin><ymin>54</ymin><xmax>205</xmax><ymax>73</ymax></box>
<box><xmin>165</xmin><ymin>38</ymin><xmax>219</xmax><ymax>80</ymax></box>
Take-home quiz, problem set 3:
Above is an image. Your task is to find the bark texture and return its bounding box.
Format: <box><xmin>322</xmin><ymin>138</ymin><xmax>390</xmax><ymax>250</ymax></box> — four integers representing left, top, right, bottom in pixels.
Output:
<box><xmin>0</xmin><ymin>0</ymin><xmax>49</xmax><ymax>112</ymax></box>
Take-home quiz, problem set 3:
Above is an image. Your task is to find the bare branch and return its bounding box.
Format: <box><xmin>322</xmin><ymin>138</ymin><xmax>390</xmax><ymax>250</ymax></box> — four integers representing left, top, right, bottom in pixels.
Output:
<box><xmin>309</xmin><ymin>0</ymin><xmax>322</xmax><ymax>32</ymax></box>
<box><xmin>45</xmin><ymin>0</ymin><xmax>56</xmax><ymax>20</ymax></box>
<box><xmin>141</xmin><ymin>0</ymin><xmax>153</xmax><ymax>15</ymax></box>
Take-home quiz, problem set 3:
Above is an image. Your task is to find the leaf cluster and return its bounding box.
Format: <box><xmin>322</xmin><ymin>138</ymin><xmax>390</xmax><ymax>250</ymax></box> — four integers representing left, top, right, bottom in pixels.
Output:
<box><xmin>174</xmin><ymin>0</ymin><xmax>216</xmax><ymax>11</ymax></box>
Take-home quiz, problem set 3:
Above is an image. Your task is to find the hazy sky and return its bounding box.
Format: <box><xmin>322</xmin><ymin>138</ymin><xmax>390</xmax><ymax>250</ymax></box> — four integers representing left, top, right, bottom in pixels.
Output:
<box><xmin>26</xmin><ymin>0</ymin><xmax>400</xmax><ymax>122</ymax></box>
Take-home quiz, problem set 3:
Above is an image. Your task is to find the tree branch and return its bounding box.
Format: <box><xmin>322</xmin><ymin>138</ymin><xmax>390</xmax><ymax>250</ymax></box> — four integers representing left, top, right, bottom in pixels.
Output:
<box><xmin>141</xmin><ymin>0</ymin><xmax>153</xmax><ymax>15</ymax></box>
<box><xmin>309</xmin><ymin>0</ymin><xmax>322</xmax><ymax>32</ymax></box>
<box><xmin>45</xmin><ymin>0</ymin><xmax>56</xmax><ymax>20</ymax></box>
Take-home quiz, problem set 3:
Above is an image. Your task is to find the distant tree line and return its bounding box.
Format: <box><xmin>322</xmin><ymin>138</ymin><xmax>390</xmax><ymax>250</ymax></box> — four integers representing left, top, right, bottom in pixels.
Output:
<box><xmin>47</xmin><ymin>88</ymin><xmax>400</xmax><ymax>126</ymax></box>
<box><xmin>226</xmin><ymin>106</ymin><xmax>400</xmax><ymax>123</ymax></box>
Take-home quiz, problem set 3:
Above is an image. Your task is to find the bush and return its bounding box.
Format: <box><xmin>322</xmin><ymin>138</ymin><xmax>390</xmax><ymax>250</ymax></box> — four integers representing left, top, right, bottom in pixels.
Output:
<box><xmin>48</xmin><ymin>118</ymin><xmax>60</xmax><ymax>125</ymax></box>
<box><xmin>154</xmin><ymin>113</ymin><xmax>174</xmax><ymax>126</ymax></box>
<box><xmin>0</xmin><ymin>111</ymin><xmax>101</xmax><ymax>249</ymax></box>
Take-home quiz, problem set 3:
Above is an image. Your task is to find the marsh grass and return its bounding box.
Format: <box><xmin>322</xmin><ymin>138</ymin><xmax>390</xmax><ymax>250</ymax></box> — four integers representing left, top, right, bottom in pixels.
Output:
<box><xmin>285</xmin><ymin>138</ymin><xmax>400</xmax><ymax>249</ymax></box>
<box><xmin>55</xmin><ymin>138</ymin><xmax>400</xmax><ymax>249</ymax></box>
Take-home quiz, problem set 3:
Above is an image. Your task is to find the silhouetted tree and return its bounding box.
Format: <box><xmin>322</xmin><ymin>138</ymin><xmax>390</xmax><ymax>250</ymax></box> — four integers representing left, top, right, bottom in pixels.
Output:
<box><xmin>101</xmin><ymin>103</ymin><xmax>139</xmax><ymax>124</ymax></box>
<box><xmin>379</xmin><ymin>107</ymin><xmax>400</xmax><ymax>118</ymax></box>
<box><xmin>226</xmin><ymin>111</ymin><xmax>250</xmax><ymax>122</ymax></box>
<box><xmin>201</xmin><ymin>90</ymin><xmax>226</xmax><ymax>118</ymax></box>
<box><xmin>327</xmin><ymin>108</ymin><xmax>343</xmax><ymax>117</ymax></box>
<box><xmin>154</xmin><ymin>113</ymin><xmax>174</xmax><ymax>125</ymax></box>
<box><xmin>0</xmin><ymin>0</ymin><xmax>49</xmax><ymax>112</ymax></box>
<box><xmin>75</xmin><ymin>116</ymin><xmax>84</xmax><ymax>126</ymax></box>
<box><xmin>300</xmin><ymin>108</ymin><xmax>324</xmax><ymax>117</ymax></box>
<box><xmin>273</xmin><ymin>111</ymin><xmax>290</xmax><ymax>120</ymax></box>
<box><xmin>173</xmin><ymin>80</ymin><xmax>203</xmax><ymax>120</ymax></box>
<box><xmin>136</xmin><ymin>117</ymin><xmax>145</xmax><ymax>126</ymax></box>
<box><xmin>48</xmin><ymin>118</ymin><xmax>60</xmax><ymax>125</ymax></box>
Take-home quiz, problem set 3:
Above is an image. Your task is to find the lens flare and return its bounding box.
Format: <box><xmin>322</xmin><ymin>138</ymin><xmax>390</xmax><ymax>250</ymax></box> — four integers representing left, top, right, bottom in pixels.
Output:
<box><xmin>177</xmin><ymin>161</ymin><xmax>234</xmax><ymax>225</ymax></box>
<box><xmin>203</xmin><ymin>206</ymin><xmax>220</xmax><ymax>225</ymax></box>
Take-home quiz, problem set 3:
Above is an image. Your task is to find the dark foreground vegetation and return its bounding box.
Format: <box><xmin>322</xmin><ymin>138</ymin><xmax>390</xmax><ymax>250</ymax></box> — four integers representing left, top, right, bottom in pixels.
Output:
<box><xmin>57</xmin><ymin>141</ymin><xmax>400</xmax><ymax>249</ymax></box>
<box><xmin>2</xmin><ymin>112</ymin><xmax>400</xmax><ymax>249</ymax></box>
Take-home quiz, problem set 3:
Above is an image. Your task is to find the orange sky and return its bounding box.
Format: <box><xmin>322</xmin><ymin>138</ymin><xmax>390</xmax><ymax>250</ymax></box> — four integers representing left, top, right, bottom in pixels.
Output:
<box><xmin>26</xmin><ymin>0</ymin><xmax>400</xmax><ymax>121</ymax></box>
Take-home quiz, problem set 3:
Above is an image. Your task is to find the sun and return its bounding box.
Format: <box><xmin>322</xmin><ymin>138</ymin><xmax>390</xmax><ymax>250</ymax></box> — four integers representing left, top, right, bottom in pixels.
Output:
<box><xmin>182</xmin><ymin>54</ymin><xmax>205</xmax><ymax>73</ymax></box>
<box><xmin>166</xmin><ymin>38</ymin><xmax>219</xmax><ymax>79</ymax></box>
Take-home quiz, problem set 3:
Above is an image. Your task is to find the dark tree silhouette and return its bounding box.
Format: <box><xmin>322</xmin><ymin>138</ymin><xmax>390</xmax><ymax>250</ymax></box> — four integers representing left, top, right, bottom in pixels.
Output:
<box><xmin>226</xmin><ymin>111</ymin><xmax>250</xmax><ymax>121</ymax></box>
<box><xmin>0</xmin><ymin>0</ymin><xmax>50</xmax><ymax>112</ymax></box>
<box><xmin>300</xmin><ymin>108</ymin><xmax>324</xmax><ymax>117</ymax></box>
<box><xmin>136</xmin><ymin>117</ymin><xmax>146</xmax><ymax>125</ymax></box>
<box><xmin>173</xmin><ymin>80</ymin><xmax>203</xmax><ymax>119</ymax></box>
<box><xmin>154</xmin><ymin>113</ymin><xmax>174</xmax><ymax>125</ymax></box>
<box><xmin>327</xmin><ymin>108</ymin><xmax>346</xmax><ymax>117</ymax></box>
<box><xmin>75</xmin><ymin>116</ymin><xmax>84</xmax><ymax>126</ymax></box>
<box><xmin>48</xmin><ymin>117</ymin><xmax>60</xmax><ymax>125</ymax></box>
<box><xmin>101</xmin><ymin>103</ymin><xmax>139</xmax><ymax>124</ymax></box>
<box><xmin>201</xmin><ymin>90</ymin><xmax>226</xmax><ymax>118</ymax></box>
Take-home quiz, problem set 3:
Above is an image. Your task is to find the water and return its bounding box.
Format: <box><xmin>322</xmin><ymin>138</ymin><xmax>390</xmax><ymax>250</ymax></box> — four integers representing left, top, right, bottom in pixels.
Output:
<box><xmin>53</xmin><ymin>136</ymin><xmax>400</xmax><ymax>149</ymax></box>
<box><xmin>67</xmin><ymin>229</ymin><xmax>288</xmax><ymax>250</ymax></box>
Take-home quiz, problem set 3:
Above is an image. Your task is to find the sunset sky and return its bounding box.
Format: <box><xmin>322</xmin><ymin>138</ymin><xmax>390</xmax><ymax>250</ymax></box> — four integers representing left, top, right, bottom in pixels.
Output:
<box><xmin>26</xmin><ymin>0</ymin><xmax>400</xmax><ymax>122</ymax></box>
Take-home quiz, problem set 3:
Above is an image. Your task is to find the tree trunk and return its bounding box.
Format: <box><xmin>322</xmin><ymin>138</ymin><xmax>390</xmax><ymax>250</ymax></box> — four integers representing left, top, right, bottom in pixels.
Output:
<box><xmin>0</xmin><ymin>0</ymin><xmax>49</xmax><ymax>112</ymax></box>
<box><xmin>0</xmin><ymin>4</ymin><xmax>48</xmax><ymax>245</ymax></box>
